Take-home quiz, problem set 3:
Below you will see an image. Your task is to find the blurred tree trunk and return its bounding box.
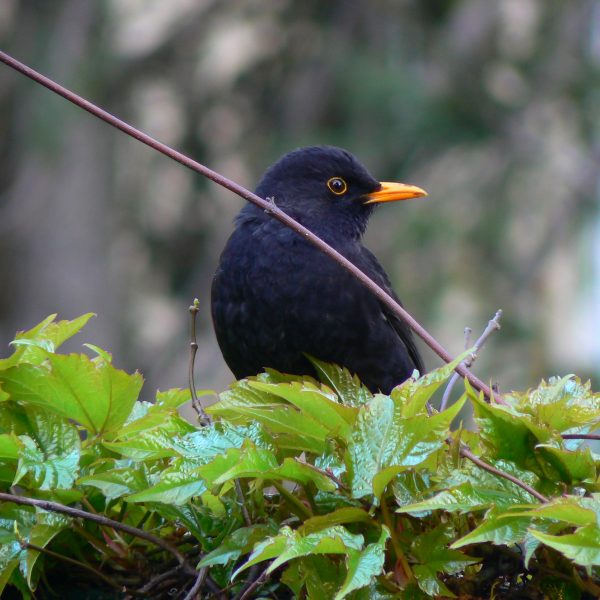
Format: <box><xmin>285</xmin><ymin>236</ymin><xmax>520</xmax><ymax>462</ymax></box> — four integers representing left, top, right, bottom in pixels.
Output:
<box><xmin>0</xmin><ymin>1</ymin><xmax>121</xmax><ymax>355</ymax></box>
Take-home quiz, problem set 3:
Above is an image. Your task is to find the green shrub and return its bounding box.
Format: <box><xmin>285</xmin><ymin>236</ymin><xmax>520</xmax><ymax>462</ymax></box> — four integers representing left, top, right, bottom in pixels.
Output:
<box><xmin>0</xmin><ymin>314</ymin><xmax>598</xmax><ymax>598</ymax></box>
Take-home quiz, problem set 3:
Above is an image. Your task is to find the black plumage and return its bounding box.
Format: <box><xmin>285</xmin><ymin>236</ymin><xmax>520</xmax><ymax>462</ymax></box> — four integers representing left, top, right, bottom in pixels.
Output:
<box><xmin>211</xmin><ymin>146</ymin><xmax>426</xmax><ymax>394</ymax></box>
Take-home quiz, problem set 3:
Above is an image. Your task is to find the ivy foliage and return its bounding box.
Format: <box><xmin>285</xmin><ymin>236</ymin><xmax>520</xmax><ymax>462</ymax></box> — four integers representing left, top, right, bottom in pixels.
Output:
<box><xmin>0</xmin><ymin>315</ymin><xmax>598</xmax><ymax>598</ymax></box>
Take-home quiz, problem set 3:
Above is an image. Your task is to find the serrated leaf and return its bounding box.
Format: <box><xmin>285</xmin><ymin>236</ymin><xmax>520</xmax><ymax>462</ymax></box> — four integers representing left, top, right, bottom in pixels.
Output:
<box><xmin>511</xmin><ymin>496</ymin><xmax>598</xmax><ymax>527</ymax></box>
<box><xmin>530</xmin><ymin>524</ymin><xmax>600</xmax><ymax>567</ymax></box>
<box><xmin>13</xmin><ymin>408</ymin><xmax>80</xmax><ymax>490</ymax></box>
<box><xmin>249</xmin><ymin>380</ymin><xmax>356</xmax><ymax>440</ymax></box>
<box><xmin>536</xmin><ymin>444</ymin><xmax>596</xmax><ymax>484</ymax></box>
<box><xmin>412</xmin><ymin>525</ymin><xmax>477</xmax><ymax>597</ymax></box>
<box><xmin>451</xmin><ymin>509</ymin><xmax>531</xmax><ymax>548</ymax></box>
<box><xmin>126</xmin><ymin>466</ymin><xmax>207</xmax><ymax>504</ymax></box>
<box><xmin>23</xmin><ymin>519</ymin><xmax>68</xmax><ymax>588</ymax></box>
<box><xmin>470</xmin><ymin>389</ymin><xmax>550</xmax><ymax>473</ymax></box>
<box><xmin>234</xmin><ymin>525</ymin><xmax>364</xmax><ymax>578</ymax></box>
<box><xmin>78</xmin><ymin>467</ymin><xmax>152</xmax><ymax>500</ymax></box>
<box><xmin>0</xmin><ymin>313</ymin><xmax>94</xmax><ymax>369</ymax></box>
<box><xmin>307</xmin><ymin>357</ymin><xmax>373</xmax><ymax>407</ymax></box>
<box><xmin>392</xmin><ymin>349</ymin><xmax>473</xmax><ymax>417</ymax></box>
<box><xmin>398</xmin><ymin>480</ymin><xmax>529</xmax><ymax>515</ymax></box>
<box><xmin>299</xmin><ymin>508</ymin><xmax>374</xmax><ymax>535</ymax></box>
<box><xmin>347</xmin><ymin>394</ymin><xmax>465</xmax><ymax>499</ymax></box>
<box><xmin>198</xmin><ymin>524</ymin><xmax>275</xmax><ymax>567</ymax></box>
<box><xmin>0</xmin><ymin>353</ymin><xmax>142</xmax><ymax>436</ymax></box>
<box><xmin>334</xmin><ymin>527</ymin><xmax>389</xmax><ymax>599</ymax></box>
<box><xmin>511</xmin><ymin>375</ymin><xmax>600</xmax><ymax>432</ymax></box>
<box><xmin>155</xmin><ymin>388</ymin><xmax>198</xmax><ymax>409</ymax></box>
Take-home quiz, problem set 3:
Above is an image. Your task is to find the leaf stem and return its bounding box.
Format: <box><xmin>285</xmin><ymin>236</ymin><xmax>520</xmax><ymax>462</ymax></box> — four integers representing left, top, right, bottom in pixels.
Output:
<box><xmin>271</xmin><ymin>481</ymin><xmax>312</xmax><ymax>520</ymax></box>
<box><xmin>380</xmin><ymin>496</ymin><xmax>413</xmax><ymax>583</ymax></box>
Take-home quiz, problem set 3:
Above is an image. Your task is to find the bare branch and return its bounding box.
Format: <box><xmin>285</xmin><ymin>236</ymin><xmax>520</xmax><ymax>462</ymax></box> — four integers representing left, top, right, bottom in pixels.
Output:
<box><xmin>440</xmin><ymin>310</ymin><xmax>503</xmax><ymax>410</ymax></box>
<box><xmin>0</xmin><ymin>50</ymin><xmax>503</xmax><ymax>404</ymax></box>
<box><xmin>459</xmin><ymin>445</ymin><xmax>548</xmax><ymax>503</ymax></box>
<box><xmin>238</xmin><ymin>567</ymin><xmax>270</xmax><ymax>600</ymax></box>
<box><xmin>183</xmin><ymin>568</ymin><xmax>209</xmax><ymax>600</ymax></box>
<box><xmin>188</xmin><ymin>299</ymin><xmax>210</xmax><ymax>423</ymax></box>
<box><xmin>0</xmin><ymin>492</ymin><xmax>196</xmax><ymax>576</ymax></box>
<box><xmin>561</xmin><ymin>433</ymin><xmax>600</xmax><ymax>441</ymax></box>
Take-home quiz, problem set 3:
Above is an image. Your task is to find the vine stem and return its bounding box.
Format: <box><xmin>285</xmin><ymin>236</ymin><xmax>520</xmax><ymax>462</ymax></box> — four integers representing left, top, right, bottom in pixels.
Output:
<box><xmin>0</xmin><ymin>49</ymin><xmax>504</xmax><ymax>405</ymax></box>
<box><xmin>0</xmin><ymin>492</ymin><xmax>197</xmax><ymax>576</ymax></box>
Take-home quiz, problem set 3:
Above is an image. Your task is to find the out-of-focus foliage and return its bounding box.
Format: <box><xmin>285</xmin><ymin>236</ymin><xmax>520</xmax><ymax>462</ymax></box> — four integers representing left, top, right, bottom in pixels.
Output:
<box><xmin>0</xmin><ymin>314</ymin><xmax>598</xmax><ymax>598</ymax></box>
<box><xmin>1</xmin><ymin>1</ymin><xmax>599</xmax><ymax>395</ymax></box>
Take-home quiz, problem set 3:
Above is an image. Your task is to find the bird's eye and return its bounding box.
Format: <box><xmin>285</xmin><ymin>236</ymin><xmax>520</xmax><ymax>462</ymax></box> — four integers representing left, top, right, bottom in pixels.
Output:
<box><xmin>327</xmin><ymin>177</ymin><xmax>348</xmax><ymax>195</ymax></box>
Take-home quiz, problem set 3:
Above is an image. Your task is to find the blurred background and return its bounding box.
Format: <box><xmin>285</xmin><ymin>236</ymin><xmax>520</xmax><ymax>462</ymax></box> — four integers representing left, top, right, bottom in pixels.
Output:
<box><xmin>1</xmin><ymin>0</ymin><xmax>599</xmax><ymax>400</ymax></box>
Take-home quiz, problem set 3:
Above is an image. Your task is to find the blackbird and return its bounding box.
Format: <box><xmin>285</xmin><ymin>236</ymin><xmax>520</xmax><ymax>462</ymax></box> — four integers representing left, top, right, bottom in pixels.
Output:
<box><xmin>211</xmin><ymin>146</ymin><xmax>426</xmax><ymax>394</ymax></box>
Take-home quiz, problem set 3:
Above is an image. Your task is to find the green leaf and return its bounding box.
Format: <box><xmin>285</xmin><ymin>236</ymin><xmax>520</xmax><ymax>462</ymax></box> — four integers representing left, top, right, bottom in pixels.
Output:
<box><xmin>347</xmin><ymin>394</ymin><xmax>465</xmax><ymax>499</ymax></box>
<box><xmin>334</xmin><ymin>527</ymin><xmax>389</xmax><ymax>599</ymax></box>
<box><xmin>13</xmin><ymin>408</ymin><xmax>80</xmax><ymax>490</ymax></box>
<box><xmin>0</xmin><ymin>313</ymin><xmax>94</xmax><ymax>369</ymax></box>
<box><xmin>78</xmin><ymin>466</ymin><xmax>153</xmax><ymax>500</ymax></box>
<box><xmin>249</xmin><ymin>380</ymin><xmax>356</xmax><ymax>440</ymax></box>
<box><xmin>0</xmin><ymin>542</ymin><xmax>19</xmax><ymax>598</ymax></box>
<box><xmin>392</xmin><ymin>349</ymin><xmax>473</xmax><ymax>417</ymax></box>
<box><xmin>155</xmin><ymin>388</ymin><xmax>198</xmax><ymax>409</ymax></box>
<box><xmin>234</xmin><ymin>525</ymin><xmax>364</xmax><ymax>578</ymax></box>
<box><xmin>198</xmin><ymin>525</ymin><xmax>275</xmax><ymax>567</ymax></box>
<box><xmin>412</xmin><ymin>525</ymin><xmax>477</xmax><ymax>597</ymax></box>
<box><xmin>536</xmin><ymin>444</ymin><xmax>596</xmax><ymax>484</ymax></box>
<box><xmin>451</xmin><ymin>509</ymin><xmax>531</xmax><ymax>548</ymax></box>
<box><xmin>307</xmin><ymin>357</ymin><xmax>372</xmax><ymax>407</ymax></box>
<box><xmin>530</xmin><ymin>524</ymin><xmax>600</xmax><ymax>567</ymax></box>
<box><xmin>0</xmin><ymin>434</ymin><xmax>19</xmax><ymax>460</ymax></box>
<box><xmin>213</xmin><ymin>447</ymin><xmax>336</xmax><ymax>491</ymax></box>
<box><xmin>299</xmin><ymin>508</ymin><xmax>374</xmax><ymax>536</ymax></box>
<box><xmin>510</xmin><ymin>375</ymin><xmax>600</xmax><ymax>433</ymax></box>
<box><xmin>510</xmin><ymin>495</ymin><xmax>598</xmax><ymax>527</ymax></box>
<box><xmin>23</xmin><ymin>515</ymin><xmax>69</xmax><ymax>588</ymax></box>
<box><xmin>398</xmin><ymin>480</ymin><xmax>530</xmax><ymax>515</ymax></box>
<box><xmin>209</xmin><ymin>381</ymin><xmax>329</xmax><ymax>449</ymax></box>
<box><xmin>0</xmin><ymin>353</ymin><xmax>142</xmax><ymax>436</ymax></box>
<box><xmin>126</xmin><ymin>465</ymin><xmax>207</xmax><ymax>504</ymax></box>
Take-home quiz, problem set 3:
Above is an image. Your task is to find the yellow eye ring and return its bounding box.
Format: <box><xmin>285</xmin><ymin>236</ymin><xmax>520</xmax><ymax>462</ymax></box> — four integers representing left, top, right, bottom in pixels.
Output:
<box><xmin>327</xmin><ymin>177</ymin><xmax>348</xmax><ymax>195</ymax></box>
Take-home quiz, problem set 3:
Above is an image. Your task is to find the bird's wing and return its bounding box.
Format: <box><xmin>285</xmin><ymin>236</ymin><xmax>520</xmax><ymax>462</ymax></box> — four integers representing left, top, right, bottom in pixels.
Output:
<box><xmin>358</xmin><ymin>248</ymin><xmax>425</xmax><ymax>376</ymax></box>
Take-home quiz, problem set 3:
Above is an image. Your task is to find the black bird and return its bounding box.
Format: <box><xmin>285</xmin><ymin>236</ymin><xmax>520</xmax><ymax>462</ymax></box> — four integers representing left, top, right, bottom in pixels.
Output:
<box><xmin>211</xmin><ymin>146</ymin><xmax>426</xmax><ymax>394</ymax></box>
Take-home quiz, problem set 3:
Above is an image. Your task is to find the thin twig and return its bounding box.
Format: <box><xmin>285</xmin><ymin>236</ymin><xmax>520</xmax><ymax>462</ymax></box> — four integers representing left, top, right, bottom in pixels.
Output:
<box><xmin>183</xmin><ymin>568</ymin><xmax>209</xmax><ymax>600</ymax></box>
<box><xmin>0</xmin><ymin>492</ymin><xmax>196</xmax><ymax>576</ymax></box>
<box><xmin>238</xmin><ymin>567</ymin><xmax>270</xmax><ymax>600</ymax></box>
<box><xmin>0</xmin><ymin>50</ymin><xmax>503</xmax><ymax>404</ymax></box>
<box><xmin>234</xmin><ymin>479</ymin><xmax>252</xmax><ymax>527</ymax></box>
<box><xmin>137</xmin><ymin>564</ymin><xmax>184</xmax><ymax>595</ymax></box>
<box><xmin>380</xmin><ymin>497</ymin><xmax>413</xmax><ymax>583</ymax></box>
<box><xmin>459</xmin><ymin>445</ymin><xmax>548</xmax><ymax>503</ymax></box>
<box><xmin>561</xmin><ymin>433</ymin><xmax>600</xmax><ymax>441</ymax></box>
<box><xmin>440</xmin><ymin>310</ymin><xmax>503</xmax><ymax>411</ymax></box>
<box><xmin>188</xmin><ymin>299</ymin><xmax>209</xmax><ymax>423</ymax></box>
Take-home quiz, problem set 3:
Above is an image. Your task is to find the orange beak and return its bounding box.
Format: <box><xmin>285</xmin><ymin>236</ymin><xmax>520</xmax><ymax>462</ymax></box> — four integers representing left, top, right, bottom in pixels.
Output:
<box><xmin>364</xmin><ymin>181</ymin><xmax>428</xmax><ymax>204</ymax></box>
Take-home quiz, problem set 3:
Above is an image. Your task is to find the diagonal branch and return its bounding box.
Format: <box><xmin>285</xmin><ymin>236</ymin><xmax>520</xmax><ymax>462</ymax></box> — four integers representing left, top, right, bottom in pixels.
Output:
<box><xmin>0</xmin><ymin>49</ymin><xmax>504</xmax><ymax>404</ymax></box>
<box><xmin>0</xmin><ymin>492</ymin><xmax>197</xmax><ymax>576</ymax></box>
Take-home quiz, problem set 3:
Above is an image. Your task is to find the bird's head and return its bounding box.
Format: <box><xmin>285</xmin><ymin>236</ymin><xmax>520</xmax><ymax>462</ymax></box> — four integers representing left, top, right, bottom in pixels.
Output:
<box><xmin>250</xmin><ymin>146</ymin><xmax>427</xmax><ymax>240</ymax></box>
